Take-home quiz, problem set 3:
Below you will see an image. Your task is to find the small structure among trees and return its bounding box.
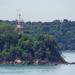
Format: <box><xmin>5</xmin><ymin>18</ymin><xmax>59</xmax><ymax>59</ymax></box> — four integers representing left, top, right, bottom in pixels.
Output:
<box><xmin>16</xmin><ymin>13</ymin><xmax>24</xmax><ymax>34</ymax></box>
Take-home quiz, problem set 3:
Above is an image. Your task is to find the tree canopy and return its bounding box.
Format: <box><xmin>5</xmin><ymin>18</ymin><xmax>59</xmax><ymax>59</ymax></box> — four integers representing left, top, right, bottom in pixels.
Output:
<box><xmin>0</xmin><ymin>22</ymin><xmax>65</xmax><ymax>63</ymax></box>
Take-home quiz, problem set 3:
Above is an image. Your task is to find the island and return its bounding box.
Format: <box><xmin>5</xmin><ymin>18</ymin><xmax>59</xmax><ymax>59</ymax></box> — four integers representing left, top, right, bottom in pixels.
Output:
<box><xmin>0</xmin><ymin>20</ymin><xmax>75</xmax><ymax>64</ymax></box>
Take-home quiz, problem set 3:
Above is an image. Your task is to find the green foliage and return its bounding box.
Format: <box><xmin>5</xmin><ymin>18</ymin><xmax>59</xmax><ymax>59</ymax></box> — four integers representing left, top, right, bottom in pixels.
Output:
<box><xmin>24</xmin><ymin>20</ymin><xmax>75</xmax><ymax>50</ymax></box>
<box><xmin>1</xmin><ymin>19</ymin><xmax>75</xmax><ymax>50</ymax></box>
<box><xmin>0</xmin><ymin>22</ymin><xmax>62</xmax><ymax>62</ymax></box>
<box><xmin>0</xmin><ymin>20</ymin><xmax>67</xmax><ymax>62</ymax></box>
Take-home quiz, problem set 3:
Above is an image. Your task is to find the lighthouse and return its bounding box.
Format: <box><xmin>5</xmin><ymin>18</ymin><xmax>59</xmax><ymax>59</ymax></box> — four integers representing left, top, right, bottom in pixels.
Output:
<box><xmin>16</xmin><ymin>13</ymin><xmax>24</xmax><ymax>34</ymax></box>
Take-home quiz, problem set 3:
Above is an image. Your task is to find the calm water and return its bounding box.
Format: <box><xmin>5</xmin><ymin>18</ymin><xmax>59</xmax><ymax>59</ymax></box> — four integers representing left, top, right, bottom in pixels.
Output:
<box><xmin>0</xmin><ymin>51</ymin><xmax>75</xmax><ymax>75</ymax></box>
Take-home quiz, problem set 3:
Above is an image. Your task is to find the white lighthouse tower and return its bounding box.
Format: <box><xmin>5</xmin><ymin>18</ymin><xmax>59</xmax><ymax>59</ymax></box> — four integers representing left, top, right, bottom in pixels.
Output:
<box><xmin>16</xmin><ymin>13</ymin><xmax>24</xmax><ymax>34</ymax></box>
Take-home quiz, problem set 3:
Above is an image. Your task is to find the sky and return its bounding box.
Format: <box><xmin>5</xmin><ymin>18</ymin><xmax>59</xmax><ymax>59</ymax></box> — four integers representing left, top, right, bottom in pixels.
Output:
<box><xmin>0</xmin><ymin>0</ymin><xmax>75</xmax><ymax>22</ymax></box>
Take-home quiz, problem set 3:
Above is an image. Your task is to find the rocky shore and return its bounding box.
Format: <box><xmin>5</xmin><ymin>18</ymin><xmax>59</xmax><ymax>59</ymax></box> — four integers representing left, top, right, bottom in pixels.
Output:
<box><xmin>0</xmin><ymin>59</ymin><xmax>72</xmax><ymax>65</ymax></box>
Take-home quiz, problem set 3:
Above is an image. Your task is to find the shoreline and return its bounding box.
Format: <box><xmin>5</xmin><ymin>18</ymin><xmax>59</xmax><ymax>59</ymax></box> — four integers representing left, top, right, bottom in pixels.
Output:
<box><xmin>0</xmin><ymin>60</ymin><xmax>74</xmax><ymax>65</ymax></box>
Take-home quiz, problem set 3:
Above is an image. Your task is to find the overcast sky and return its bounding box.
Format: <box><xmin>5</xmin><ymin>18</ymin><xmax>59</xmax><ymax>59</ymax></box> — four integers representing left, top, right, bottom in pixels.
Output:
<box><xmin>0</xmin><ymin>0</ymin><xmax>75</xmax><ymax>22</ymax></box>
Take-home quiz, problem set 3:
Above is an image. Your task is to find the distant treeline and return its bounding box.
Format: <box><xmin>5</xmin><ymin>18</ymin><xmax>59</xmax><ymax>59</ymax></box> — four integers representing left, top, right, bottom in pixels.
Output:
<box><xmin>0</xmin><ymin>19</ymin><xmax>75</xmax><ymax>50</ymax></box>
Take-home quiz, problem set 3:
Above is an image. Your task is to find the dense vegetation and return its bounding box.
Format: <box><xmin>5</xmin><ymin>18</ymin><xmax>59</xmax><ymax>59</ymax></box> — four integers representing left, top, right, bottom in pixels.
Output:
<box><xmin>0</xmin><ymin>19</ymin><xmax>75</xmax><ymax>50</ymax></box>
<box><xmin>1</xmin><ymin>19</ymin><xmax>75</xmax><ymax>50</ymax></box>
<box><xmin>25</xmin><ymin>19</ymin><xmax>75</xmax><ymax>50</ymax></box>
<box><xmin>0</xmin><ymin>21</ymin><xmax>65</xmax><ymax>63</ymax></box>
<box><xmin>24</xmin><ymin>19</ymin><xmax>75</xmax><ymax>50</ymax></box>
